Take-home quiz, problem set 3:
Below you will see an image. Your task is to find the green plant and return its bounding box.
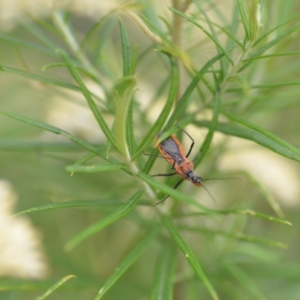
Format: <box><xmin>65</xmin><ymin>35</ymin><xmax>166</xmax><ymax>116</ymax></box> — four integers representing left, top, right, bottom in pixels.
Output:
<box><xmin>1</xmin><ymin>1</ymin><xmax>300</xmax><ymax>299</ymax></box>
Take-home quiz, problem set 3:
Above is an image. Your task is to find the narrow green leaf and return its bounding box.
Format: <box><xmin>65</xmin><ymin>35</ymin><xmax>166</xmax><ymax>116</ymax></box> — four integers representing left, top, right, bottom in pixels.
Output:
<box><xmin>35</xmin><ymin>275</ymin><xmax>76</xmax><ymax>300</ymax></box>
<box><xmin>21</xmin><ymin>21</ymin><xmax>60</xmax><ymax>50</ymax></box>
<box><xmin>170</xmin><ymin>7</ymin><xmax>233</xmax><ymax>65</ymax></box>
<box><xmin>0</xmin><ymin>65</ymin><xmax>79</xmax><ymax>91</ymax></box>
<box><xmin>192</xmin><ymin>1</ymin><xmax>226</xmax><ymax>76</ymax></box>
<box><xmin>192</xmin><ymin>67</ymin><xmax>215</xmax><ymax>94</ymax></box>
<box><xmin>119</xmin><ymin>18</ymin><xmax>132</xmax><ymax>77</ymax></box>
<box><xmin>150</xmin><ymin>242</ymin><xmax>177</xmax><ymax>300</ymax></box>
<box><xmin>142</xmin><ymin>150</ymin><xmax>158</xmax><ymax>174</ymax></box>
<box><xmin>223</xmin><ymin>111</ymin><xmax>300</xmax><ymax>161</ymax></box>
<box><xmin>0</xmin><ymin>140</ymin><xmax>81</xmax><ymax>152</ymax></box>
<box><xmin>128</xmin><ymin>46</ymin><xmax>139</xmax><ymax>156</ymax></box>
<box><xmin>42</xmin><ymin>62</ymin><xmax>67</xmax><ymax>70</ymax></box>
<box><xmin>126</xmin><ymin>99</ymin><xmax>135</xmax><ymax>156</ymax></box>
<box><xmin>198</xmin><ymin>16</ymin><xmax>245</xmax><ymax>51</ymax></box>
<box><xmin>251</xmin><ymin>82</ymin><xmax>300</xmax><ymax>88</ymax></box>
<box><xmin>0</xmin><ymin>33</ymin><xmax>56</xmax><ymax>56</ymax></box>
<box><xmin>237</xmin><ymin>0</ymin><xmax>250</xmax><ymax>40</ymax></box>
<box><xmin>113</xmin><ymin>77</ymin><xmax>136</xmax><ymax>157</ymax></box>
<box><xmin>94</xmin><ymin>227</ymin><xmax>160</xmax><ymax>300</ymax></box>
<box><xmin>0</xmin><ymin>111</ymin><xmax>122</xmax><ymax>164</ymax></box>
<box><xmin>133</xmin><ymin>55</ymin><xmax>178</xmax><ymax>159</ymax></box>
<box><xmin>196</xmin><ymin>88</ymin><xmax>220</xmax><ymax>166</ymax></box>
<box><xmin>243</xmin><ymin>51</ymin><xmax>300</xmax><ymax>61</ymax></box>
<box><xmin>0</xmin><ymin>111</ymin><xmax>63</xmax><ymax>135</ymax></box>
<box><xmin>175</xmin><ymin>209</ymin><xmax>291</xmax><ymax>226</ymax></box>
<box><xmin>66</xmin><ymin>162</ymin><xmax>127</xmax><ymax>173</ymax></box>
<box><xmin>248</xmin><ymin>0</ymin><xmax>261</xmax><ymax>42</ymax></box>
<box><xmin>0</xmin><ymin>64</ymin><xmax>103</xmax><ymax>102</ymax></box>
<box><xmin>115</xmin><ymin>18</ymin><xmax>138</xmax><ymax>156</ymax></box>
<box><xmin>165</xmin><ymin>53</ymin><xmax>224</xmax><ymax>129</ymax></box>
<box><xmin>14</xmin><ymin>199</ymin><xmax>125</xmax><ymax>216</ymax></box>
<box><xmin>225</xmin><ymin>264</ymin><xmax>267</xmax><ymax>300</ymax></box>
<box><xmin>72</xmin><ymin>152</ymin><xmax>97</xmax><ymax>167</ymax></box>
<box><xmin>243</xmin><ymin>172</ymin><xmax>285</xmax><ymax>218</ymax></box>
<box><xmin>239</xmin><ymin>22</ymin><xmax>300</xmax><ymax>72</ymax></box>
<box><xmin>42</xmin><ymin>62</ymin><xmax>100</xmax><ymax>83</ymax></box>
<box><xmin>254</xmin><ymin>11</ymin><xmax>300</xmax><ymax>46</ymax></box>
<box><xmin>137</xmin><ymin>172</ymin><xmax>214</xmax><ymax>212</ymax></box>
<box><xmin>197</xmin><ymin>120</ymin><xmax>300</xmax><ymax>162</ymax></box>
<box><xmin>180</xmin><ymin>225</ymin><xmax>288</xmax><ymax>249</ymax></box>
<box><xmin>224</xmin><ymin>209</ymin><xmax>291</xmax><ymax>226</ymax></box>
<box><xmin>220</xmin><ymin>3</ymin><xmax>241</xmax><ymax>76</ymax></box>
<box><xmin>235</xmin><ymin>232</ymin><xmax>287</xmax><ymax>249</ymax></box>
<box><xmin>58</xmin><ymin>50</ymin><xmax>116</xmax><ymax>147</ymax></box>
<box><xmin>226</xmin><ymin>81</ymin><xmax>300</xmax><ymax>93</ymax></box>
<box><xmin>80</xmin><ymin>14</ymin><xmax>112</xmax><ymax>52</ymax></box>
<box><xmin>65</xmin><ymin>191</ymin><xmax>143</xmax><ymax>251</ymax></box>
<box><xmin>0</xmin><ymin>33</ymin><xmax>57</xmax><ymax>57</ymax></box>
<box><xmin>161</xmin><ymin>215</ymin><xmax>219</xmax><ymax>300</ymax></box>
<box><xmin>141</xmin><ymin>0</ymin><xmax>164</xmax><ymax>33</ymax></box>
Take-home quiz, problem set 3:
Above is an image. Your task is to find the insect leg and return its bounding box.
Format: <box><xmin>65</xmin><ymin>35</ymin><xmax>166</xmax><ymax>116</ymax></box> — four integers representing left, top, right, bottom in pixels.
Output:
<box><xmin>176</xmin><ymin>125</ymin><xmax>195</xmax><ymax>158</ymax></box>
<box><xmin>171</xmin><ymin>160</ymin><xmax>176</xmax><ymax>170</ymax></box>
<box><xmin>173</xmin><ymin>178</ymin><xmax>184</xmax><ymax>190</ymax></box>
<box><xmin>155</xmin><ymin>178</ymin><xmax>184</xmax><ymax>205</ymax></box>
<box><xmin>151</xmin><ymin>172</ymin><xmax>177</xmax><ymax>177</ymax></box>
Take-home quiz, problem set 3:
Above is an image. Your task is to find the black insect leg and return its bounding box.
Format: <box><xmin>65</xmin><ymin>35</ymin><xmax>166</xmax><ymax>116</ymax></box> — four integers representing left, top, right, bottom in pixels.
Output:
<box><xmin>176</xmin><ymin>125</ymin><xmax>195</xmax><ymax>158</ymax></box>
<box><xmin>155</xmin><ymin>178</ymin><xmax>184</xmax><ymax>205</ymax></box>
<box><xmin>173</xmin><ymin>178</ymin><xmax>184</xmax><ymax>190</ymax></box>
<box><xmin>151</xmin><ymin>172</ymin><xmax>177</xmax><ymax>177</ymax></box>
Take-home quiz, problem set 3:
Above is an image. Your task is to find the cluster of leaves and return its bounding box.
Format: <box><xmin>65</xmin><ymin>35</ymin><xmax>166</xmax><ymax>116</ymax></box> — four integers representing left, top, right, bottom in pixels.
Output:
<box><xmin>1</xmin><ymin>1</ymin><xmax>300</xmax><ymax>299</ymax></box>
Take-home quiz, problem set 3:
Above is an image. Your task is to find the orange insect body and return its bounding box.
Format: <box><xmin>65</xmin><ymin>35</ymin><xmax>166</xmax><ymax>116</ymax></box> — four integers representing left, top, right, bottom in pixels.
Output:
<box><xmin>155</xmin><ymin>132</ymin><xmax>203</xmax><ymax>186</ymax></box>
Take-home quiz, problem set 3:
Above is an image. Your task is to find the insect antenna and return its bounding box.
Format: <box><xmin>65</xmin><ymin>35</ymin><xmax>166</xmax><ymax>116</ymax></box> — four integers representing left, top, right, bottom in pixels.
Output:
<box><xmin>142</xmin><ymin>151</ymin><xmax>165</xmax><ymax>159</ymax></box>
<box><xmin>155</xmin><ymin>196</ymin><xmax>168</xmax><ymax>206</ymax></box>
<box><xmin>201</xmin><ymin>183</ymin><xmax>218</xmax><ymax>207</ymax></box>
<box><xmin>203</xmin><ymin>176</ymin><xmax>241</xmax><ymax>182</ymax></box>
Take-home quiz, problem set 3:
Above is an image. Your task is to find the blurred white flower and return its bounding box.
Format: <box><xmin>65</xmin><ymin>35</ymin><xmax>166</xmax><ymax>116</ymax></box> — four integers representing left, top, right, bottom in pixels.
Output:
<box><xmin>218</xmin><ymin>138</ymin><xmax>300</xmax><ymax>207</ymax></box>
<box><xmin>0</xmin><ymin>180</ymin><xmax>48</xmax><ymax>278</ymax></box>
<box><xmin>67</xmin><ymin>0</ymin><xmax>119</xmax><ymax>19</ymax></box>
<box><xmin>41</xmin><ymin>82</ymin><xmax>107</xmax><ymax>143</ymax></box>
<box><xmin>0</xmin><ymin>0</ymin><xmax>119</xmax><ymax>30</ymax></box>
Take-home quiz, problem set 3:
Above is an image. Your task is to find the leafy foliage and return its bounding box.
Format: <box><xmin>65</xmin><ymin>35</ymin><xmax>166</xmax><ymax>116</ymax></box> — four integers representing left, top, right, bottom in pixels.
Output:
<box><xmin>0</xmin><ymin>1</ymin><xmax>300</xmax><ymax>299</ymax></box>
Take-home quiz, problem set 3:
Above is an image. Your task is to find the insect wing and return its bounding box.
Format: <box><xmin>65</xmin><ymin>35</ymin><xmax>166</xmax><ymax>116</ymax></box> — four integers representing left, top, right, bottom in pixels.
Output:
<box><xmin>156</xmin><ymin>134</ymin><xmax>186</xmax><ymax>164</ymax></box>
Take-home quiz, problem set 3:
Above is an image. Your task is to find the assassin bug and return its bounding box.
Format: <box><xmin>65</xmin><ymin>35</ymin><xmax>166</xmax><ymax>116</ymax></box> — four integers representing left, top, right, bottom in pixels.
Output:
<box><xmin>147</xmin><ymin>127</ymin><xmax>211</xmax><ymax>205</ymax></box>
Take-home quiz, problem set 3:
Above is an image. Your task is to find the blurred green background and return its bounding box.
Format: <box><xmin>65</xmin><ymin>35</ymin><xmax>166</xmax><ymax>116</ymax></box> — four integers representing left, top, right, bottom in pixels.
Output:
<box><xmin>0</xmin><ymin>1</ymin><xmax>300</xmax><ymax>299</ymax></box>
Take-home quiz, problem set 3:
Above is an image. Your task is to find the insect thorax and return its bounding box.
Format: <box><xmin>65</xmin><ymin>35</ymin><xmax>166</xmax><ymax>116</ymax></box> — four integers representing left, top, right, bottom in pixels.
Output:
<box><xmin>185</xmin><ymin>170</ymin><xmax>203</xmax><ymax>186</ymax></box>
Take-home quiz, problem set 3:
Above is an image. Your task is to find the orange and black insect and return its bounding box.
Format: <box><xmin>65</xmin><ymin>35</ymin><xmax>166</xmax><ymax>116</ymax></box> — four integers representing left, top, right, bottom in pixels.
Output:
<box><xmin>150</xmin><ymin>128</ymin><xmax>205</xmax><ymax>204</ymax></box>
